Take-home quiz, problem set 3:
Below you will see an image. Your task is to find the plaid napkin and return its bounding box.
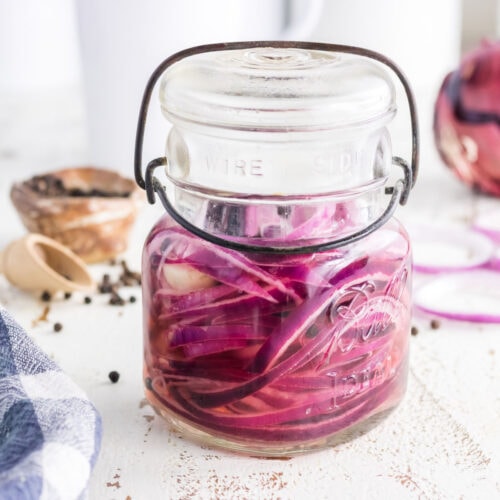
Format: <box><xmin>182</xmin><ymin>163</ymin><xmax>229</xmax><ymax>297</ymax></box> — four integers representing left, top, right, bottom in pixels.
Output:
<box><xmin>0</xmin><ymin>306</ymin><xmax>101</xmax><ymax>500</ymax></box>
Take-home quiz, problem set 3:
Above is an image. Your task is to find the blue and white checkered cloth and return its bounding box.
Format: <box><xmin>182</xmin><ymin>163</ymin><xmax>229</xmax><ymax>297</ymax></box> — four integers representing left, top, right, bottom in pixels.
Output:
<box><xmin>0</xmin><ymin>306</ymin><xmax>101</xmax><ymax>500</ymax></box>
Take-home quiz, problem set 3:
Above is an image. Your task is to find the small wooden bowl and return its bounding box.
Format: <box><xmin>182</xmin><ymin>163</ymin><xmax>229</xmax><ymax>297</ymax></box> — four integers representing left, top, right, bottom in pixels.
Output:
<box><xmin>10</xmin><ymin>167</ymin><xmax>144</xmax><ymax>263</ymax></box>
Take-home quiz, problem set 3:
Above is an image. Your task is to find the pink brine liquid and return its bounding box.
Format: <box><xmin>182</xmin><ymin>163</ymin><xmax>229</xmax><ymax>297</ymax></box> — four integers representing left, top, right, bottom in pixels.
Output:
<box><xmin>142</xmin><ymin>215</ymin><xmax>411</xmax><ymax>455</ymax></box>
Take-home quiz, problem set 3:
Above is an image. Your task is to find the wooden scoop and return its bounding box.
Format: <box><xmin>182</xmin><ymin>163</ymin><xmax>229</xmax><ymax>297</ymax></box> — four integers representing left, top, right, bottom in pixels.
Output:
<box><xmin>0</xmin><ymin>233</ymin><xmax>94</xmax><ymax>293</ymax></box>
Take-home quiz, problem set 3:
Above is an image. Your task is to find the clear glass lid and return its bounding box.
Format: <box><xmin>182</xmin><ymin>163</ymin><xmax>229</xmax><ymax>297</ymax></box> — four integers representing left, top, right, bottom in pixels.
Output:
<box><xmin>159</xmin><ymin>47</ymin><xmax>396</xmax><ymax>131</ymax></box>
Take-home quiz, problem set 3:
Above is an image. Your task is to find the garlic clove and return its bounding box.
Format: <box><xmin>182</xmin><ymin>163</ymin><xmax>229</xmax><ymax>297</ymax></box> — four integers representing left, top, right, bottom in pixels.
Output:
<box><xmin>162</xmin><ymin>263</ymin><xmax>216</xmax><ymax>292</ymax></box>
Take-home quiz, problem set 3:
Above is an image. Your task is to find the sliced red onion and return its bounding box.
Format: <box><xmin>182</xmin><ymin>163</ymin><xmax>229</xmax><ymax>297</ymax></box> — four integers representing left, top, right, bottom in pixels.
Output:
<box><xmin>161</xmin><ymin>226</ymin><xmax>298</xmax><ymax>298</ymax></box>
<box><xmin>182</xmin><ymin>339</ymin><xmax>258</xmax><ymax>359</ymax></box>
<box><xmin>472</xmin><ymin>210</ymin><xmax>500</xmax><ymax>243</ymax></box>
<box><xmin>154</xmin><ymin>284</ymin><xmax>237</xmax><ymax>313</ymax></box>
<box><xmin>170</xmin><ymin>325</ymin><xmax>268</xmax><ymax>347</ymax></box>
<box><xmin>144</xmin><ymin>217</ymin><xmax>411</xmax><ymax>445</ymax></box>
<box><xmin>408</xmin><ymin>224</ymin><xmax>495</xmax><ymax>273</ymax></box>
<box><xmin>414</xmin><ymin>269</ymin><xmax>500</xmax><ymax>323</ymax></box>
<box><xmin>485</xmin><ymin>247</ymin><xmax>500</xmax><ymax>271</ymax></box>
<box><xmin>248</xmin><ymin>290</ymin><xmax>336</xmax><ymax>373</ymax></box>
<box><xmin>158</xmin><ymin>288</ymin><xmax>286</xmax><ymax>323</ymax></box>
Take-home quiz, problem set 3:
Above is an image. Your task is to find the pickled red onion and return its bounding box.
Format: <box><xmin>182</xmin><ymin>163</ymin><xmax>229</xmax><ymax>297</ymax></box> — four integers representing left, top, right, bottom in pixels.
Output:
<box><xmin>143</xmin><ymin>216</ymin><xmax>411</xmax><ymax>448</ymax></box>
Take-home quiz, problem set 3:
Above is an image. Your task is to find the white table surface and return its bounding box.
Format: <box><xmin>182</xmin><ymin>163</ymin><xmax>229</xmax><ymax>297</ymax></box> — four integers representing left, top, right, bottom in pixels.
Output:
<box><xmin>0</xmin><ymin>86</ymin><xmax>499</xmax><ymax>500</ymax></box>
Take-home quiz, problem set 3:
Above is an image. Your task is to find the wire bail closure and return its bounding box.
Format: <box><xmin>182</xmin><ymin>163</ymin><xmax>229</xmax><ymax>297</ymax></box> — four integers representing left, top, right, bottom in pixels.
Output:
<box><xmin>134</xmin><ymin>41</ymin><xmax>419</xmax><ymax>255</ymax></box>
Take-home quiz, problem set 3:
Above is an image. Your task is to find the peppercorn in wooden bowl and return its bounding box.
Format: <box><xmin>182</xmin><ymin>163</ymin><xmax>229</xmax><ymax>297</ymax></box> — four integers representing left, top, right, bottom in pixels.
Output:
<box><xmin>10</xmin><ymin>167</ymin><xmax>144</xmax><ymax>263</ymax></box>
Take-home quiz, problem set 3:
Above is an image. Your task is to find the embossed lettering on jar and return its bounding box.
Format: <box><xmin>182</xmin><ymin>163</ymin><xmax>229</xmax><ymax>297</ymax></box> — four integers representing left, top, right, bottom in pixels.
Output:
<box><xmin>138</xmin><ymin>44</ymin><xmax>417</xmax><ymax>456</ymax></box>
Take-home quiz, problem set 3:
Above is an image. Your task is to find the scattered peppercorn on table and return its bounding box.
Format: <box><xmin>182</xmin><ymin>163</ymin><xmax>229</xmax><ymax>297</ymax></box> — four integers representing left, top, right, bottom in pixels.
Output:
<box><xmin>0</xmin><ymin>87</ymin><xmax>499</xmax><ymax>500</ymax></box>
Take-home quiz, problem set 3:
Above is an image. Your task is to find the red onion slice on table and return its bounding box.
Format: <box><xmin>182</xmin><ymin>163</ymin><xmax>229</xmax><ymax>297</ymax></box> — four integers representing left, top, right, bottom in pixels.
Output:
<box><xmin>414</xmin><ymin>269</ymin><xmax>500</xmax><ymax>323</ymax></box>
<box><xmin>408</xmin><ymin>224</ymin><xmax>494</xmax><ymax>273</ymax></box>
<box><xmin>486</xmin><ymin>247</ymin><xmax>500</xmax><ymax>271</ymax></box>
<box><xmin>473</xmin><ymin>211</ymin><xmax>500</xmax><ymax>243</ymax></box>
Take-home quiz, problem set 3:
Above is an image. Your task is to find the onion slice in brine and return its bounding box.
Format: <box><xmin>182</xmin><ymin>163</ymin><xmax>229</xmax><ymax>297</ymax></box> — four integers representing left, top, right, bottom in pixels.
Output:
<box><xmin>414</xmin><ymin>269</ymin><xmax>500</xmax><ymax>323</ymax></box>
<box><xmin>407</xmin><ymin>224</ymin><xmax>495</xmax><ymax>273</ymax></box>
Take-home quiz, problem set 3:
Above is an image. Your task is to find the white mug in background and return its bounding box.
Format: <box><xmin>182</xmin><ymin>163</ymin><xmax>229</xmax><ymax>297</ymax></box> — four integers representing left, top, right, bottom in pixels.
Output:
<box><xmin>0</xmin><ymin>0</ymin><xmax>80</xmax><ymax>90</ymax></box>
<box><xmin>75</xmin><ymin>0</ymin><xmax>324</xmax><ymax>174</ymax></box>
<box><xmin>309</xmin><ymin>0</ymin><xmax>462</xmax><ymax>94</ymax></box>
<box><xmin>306</xmin><ymin>0</ymin><xmax>462</xmax><ymax>161</ymax></box>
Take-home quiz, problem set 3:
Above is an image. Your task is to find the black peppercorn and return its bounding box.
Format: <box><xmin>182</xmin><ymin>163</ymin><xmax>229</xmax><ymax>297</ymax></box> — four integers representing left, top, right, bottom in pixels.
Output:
<box><xmin>305</xmin><ymin>325</ymin><xmax>319</xmax><ymax>338</ymax></box>
<box><xmin>109</xmin><ymin>291</ymin><xmax>125</xmax><ymax>306</ymax></box>
<box><xmin>430</xmin><ymin>319</ymin><xmax>441</xmax><ymax>330</ymax></box>
<box><xmin>108</xmin><ymin>371</ymin><xmax>120</xmax><ymax>383</ymax></box>
<box><xmin>277</xmin><ymin>205</ymin><xmax>291</xmax><ymax>217</ymax></box>
<box><xmin>98</xmin><ymin>273</ymin><xmax>114</xmax><ymax>294</ymax></box>
<box><xmin>53</xmin><ymin>322</ymin><xmax>63</xmax><ymax>332</ymax></box>
<box><xmin>40</xmin><ymin>290</ymin><xmax>52</xmax><ymax>302</ymax></box>
<box><xmin>411</xmin><ymin>326</ymin><xmax>419</xmax><ymax>336</ymax></box>
<box><xmin>84</xmin><ymin>296</ymin><xmax>92</xmax><ymax>304</ymax></box>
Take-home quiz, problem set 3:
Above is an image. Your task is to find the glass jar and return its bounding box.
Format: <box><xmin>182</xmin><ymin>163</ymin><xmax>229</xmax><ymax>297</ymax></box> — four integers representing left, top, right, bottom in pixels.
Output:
<box><xmin>135</xmin><ymin>42</ymin><xmax>418</xmax><ymax>456</ymax></box>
